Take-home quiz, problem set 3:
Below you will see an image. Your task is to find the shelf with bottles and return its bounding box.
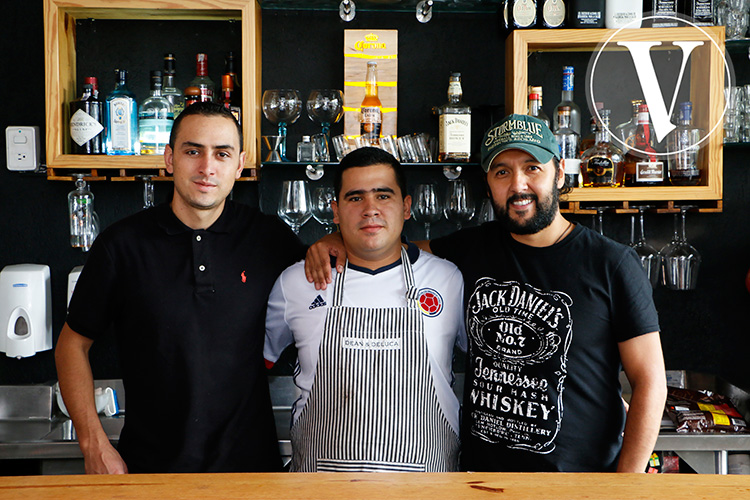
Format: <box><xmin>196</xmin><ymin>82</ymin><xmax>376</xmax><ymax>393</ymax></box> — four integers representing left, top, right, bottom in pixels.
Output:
<box><xmin>43</xmin><ymin>0</ymin><xmax>259</xmax><ymax>180</ymax></box>
<box><xmin>506</xmin><ymin>27</ymin><xmax>725</xmax><ymax>211</ymax></box>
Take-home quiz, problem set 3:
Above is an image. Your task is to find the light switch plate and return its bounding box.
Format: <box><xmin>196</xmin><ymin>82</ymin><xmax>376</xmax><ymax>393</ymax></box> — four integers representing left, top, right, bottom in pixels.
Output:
<box><xmin>6</xmin><ymin>126</ymin><xmax>40</xmax><ymax>171</ymax></box>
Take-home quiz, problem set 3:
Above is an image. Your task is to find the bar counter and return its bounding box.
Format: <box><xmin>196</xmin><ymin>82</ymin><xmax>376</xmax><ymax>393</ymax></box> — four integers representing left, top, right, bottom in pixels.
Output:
<box><xmin>1</xmin><ymin>472</ymin><xmax>750</xmax><ymax>500</ymax></box>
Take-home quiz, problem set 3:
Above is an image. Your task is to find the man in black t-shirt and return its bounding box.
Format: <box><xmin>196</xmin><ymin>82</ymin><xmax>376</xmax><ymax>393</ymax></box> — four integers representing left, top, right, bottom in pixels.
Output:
<box><xmin>55</xmin><ymin>102</ymin><xmax>306</xmax><ymax>474</ymax></box>
<box><xmin>305</xmin><ymin>114</ymin><xmax>667</xmax><ymax>473</ymax></box>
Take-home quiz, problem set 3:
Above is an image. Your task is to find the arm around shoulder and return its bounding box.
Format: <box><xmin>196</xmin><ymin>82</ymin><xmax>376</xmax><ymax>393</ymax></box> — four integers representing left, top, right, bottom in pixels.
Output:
<box><xmin>55</xmin><ymin>323</ymin><xmax>128</xmax><ymax>474</ymax></box>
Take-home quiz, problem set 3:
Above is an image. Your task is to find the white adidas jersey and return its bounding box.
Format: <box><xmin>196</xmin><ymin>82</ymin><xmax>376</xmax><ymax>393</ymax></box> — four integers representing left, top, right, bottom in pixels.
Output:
<box><xmin>264</xmin><ymin>247</ymin><xmax>467</xmax><ymax>432</ymax></box>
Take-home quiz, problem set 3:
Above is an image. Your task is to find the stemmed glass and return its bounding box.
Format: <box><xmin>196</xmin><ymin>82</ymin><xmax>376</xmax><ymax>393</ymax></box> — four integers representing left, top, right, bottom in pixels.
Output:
<box><xmin>278</xmin><ymin>180</ymin><xmax>312</xmax><ymax>235</ymax></box>
<box><xmin>476</xmin><ymin>198</ymin><xmax>496</xmax><ymax>225</ymax></box>
<box><xmin>591</xmin><ymin>206</ymin><xmax>613</xmax><ymax>236</ymax></box>
<box><xmin>137</xmin><ymin>175</ymin><xmax>155</xmax><ymax>209</ymax></box>
<box><xmin>444</xmin><ymin>179</ymin><xmax>475</xmax><ymax>231</ymax></box>
<box><xmin>306</xmin><ymin>90</ymin><xmax>344</xmax><ymax>137</ymax></box>
<box><xmin>262</xmin><ymin>90</ymin><xmax>302</xmax><ymax>161</ymax></box>
<box><xmin>660</xmin><ymin>206</ymin><xmax>702</xmax><ymax>290</ymax></box>
<box><xmin>629</xmin><ymin>206</ymin><xmax>660</xmax><ymax>287</ymax></box>
<box><xmin>67</xmin><ymin>174</ymin><xmax>99</xmax><ymax>252</ymax></box>
<box><xmin>311</xmin><ymin>186</ymin><xmax>336</xmax><ymax>234</ymax></box>
<box><xmin>411</xmin><ymin>183</ymin><xmax>441</xmax><ymax>239</ymax></box>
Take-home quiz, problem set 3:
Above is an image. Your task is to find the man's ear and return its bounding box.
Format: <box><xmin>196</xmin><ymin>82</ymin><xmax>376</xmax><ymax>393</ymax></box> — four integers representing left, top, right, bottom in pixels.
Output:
<box><xmin>332</xmin><ymin>199</ymin><xmax>339</xmax><ymax>225</ymax></box>
<box><xmin>403</xmin><ymin>195</ymin><xmax>412</xmax><ymax>221</ymax></box>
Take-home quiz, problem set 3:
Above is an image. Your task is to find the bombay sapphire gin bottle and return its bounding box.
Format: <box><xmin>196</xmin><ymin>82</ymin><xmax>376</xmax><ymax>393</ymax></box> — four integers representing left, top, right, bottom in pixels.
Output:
<box><xmin>105</xmin><ymin>69</ymin><xmax>139</xmax><ymax>155</ymax></box>
<box><xmin>139</xmin><ymin>71</ymin><xmax>174</xmax><ymax>155</ymax></box>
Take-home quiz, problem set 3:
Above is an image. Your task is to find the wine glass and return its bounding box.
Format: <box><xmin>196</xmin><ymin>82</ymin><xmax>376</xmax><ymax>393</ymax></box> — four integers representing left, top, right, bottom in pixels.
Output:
<box><xmin>660</xmin><ymin>206</ymin><xmax>701</xmax><ymax>290</ymax></box>
<box><xmin>277</xmin><ymin>180</ymin><xmax>312</xmax><ymax>235</ymax></box>
<box><xmin>137</xmin><ymin>175</ymin><xmax>155</xmax><ymax>209</ymax></box>
<box><xmin>444</xmin><ymin>179</ymin><xmax>475</xmax><ymax>231</ymax></box>
<box><xmin>306</xmin><ymin>90</ymin><xmax>344</xmax><ymax>137</ymax></box>
<box><xmin>476</xmin><ymin>198</ymin><xmax>496</xmax><ymax>225</ymax></box>
<box><xmin>311</xmin><ymin>186</ymin><xmax>336</xmax><ymax>234</ymax></box>
<box><xmin>629</xmin><ymin>206</ymin><xmax>660</xmax><ymax>287</ymax></box>
<box><xmin>412</xmin><ymin>183</ymin><xmax>441</xmax><ymax>239</ymax></box>
<box><xmin>262</xmin><ymin>89</ymin><xmax>302</xmax><ymax>161</ymax></box>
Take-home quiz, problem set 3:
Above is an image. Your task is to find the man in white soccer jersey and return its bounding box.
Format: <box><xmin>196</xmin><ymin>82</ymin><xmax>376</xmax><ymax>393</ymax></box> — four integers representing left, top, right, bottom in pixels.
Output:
<box><xmin>264</xmin><ymin>147</ymin><xmax>466</xmax><ymax>472</ymax></box>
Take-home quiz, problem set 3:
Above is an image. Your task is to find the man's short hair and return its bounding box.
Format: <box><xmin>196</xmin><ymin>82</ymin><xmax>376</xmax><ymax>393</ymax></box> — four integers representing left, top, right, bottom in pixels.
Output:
<box><xmin>333</xmin><ymin>147</ymin><xmax>407</xmax><ymax>200</ymax></box>
<box><xmin>168</xmin><ymin>101</ymin><xmax>243</xmax><ymax>152</ymax></box>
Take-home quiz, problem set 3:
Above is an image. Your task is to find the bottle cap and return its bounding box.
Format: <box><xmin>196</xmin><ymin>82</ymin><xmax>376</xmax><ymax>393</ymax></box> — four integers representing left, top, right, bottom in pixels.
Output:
<box><xmin>164</xmin><ymin>53</ymin><xmax>176</xmax><ymax>75</ymax></box>
<box><xmin>222</xmin><ymin>74</ymin><xmax>234</xmax><ymax>91</ymax></box>
<box><xmin>84</xmin><ymin>76</ymin><xmax>98</xmax><ymax>90</ymax></box>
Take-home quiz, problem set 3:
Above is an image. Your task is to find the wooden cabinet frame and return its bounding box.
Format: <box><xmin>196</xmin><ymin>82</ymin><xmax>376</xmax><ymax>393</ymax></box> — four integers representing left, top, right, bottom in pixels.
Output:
<box><xmin>43</xmin><ymin>0</ymin><xmax>261</xmax><ymax>180</ymax></box>
<box><xmin>506</xmin><ymin>28</ymin><xmax>724</xmax><ymax>211</ymax></box>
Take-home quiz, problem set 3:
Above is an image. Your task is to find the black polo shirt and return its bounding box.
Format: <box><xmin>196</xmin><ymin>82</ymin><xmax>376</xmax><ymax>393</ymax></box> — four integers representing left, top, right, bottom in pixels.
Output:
<box><xmin>67</xmin><ymin>201</ymin><xmax>306</xmax><ymax>473</ymax></box>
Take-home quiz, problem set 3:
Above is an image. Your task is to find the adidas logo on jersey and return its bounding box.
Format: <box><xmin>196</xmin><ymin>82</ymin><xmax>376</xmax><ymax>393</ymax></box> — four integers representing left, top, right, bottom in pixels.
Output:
<box><xmin>309</xmin><ymin>295</ymin><xmax>327</xmax><ymax>310</ymax></box>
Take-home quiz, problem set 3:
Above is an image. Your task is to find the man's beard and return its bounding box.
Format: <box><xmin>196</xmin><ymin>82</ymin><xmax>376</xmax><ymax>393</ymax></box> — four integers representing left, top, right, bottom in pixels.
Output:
<box><xmin>491</xmin><ymin>177</ymin><xmax>560</xmax><ymax>235</ymax></box>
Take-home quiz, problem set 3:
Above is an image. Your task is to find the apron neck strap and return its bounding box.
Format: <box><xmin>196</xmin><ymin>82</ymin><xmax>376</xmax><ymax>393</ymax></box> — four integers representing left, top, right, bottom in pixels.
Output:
<box><xmin>333</xmin><ymin>246</ymin><xmax>418</xmax><ymax>308</ymax></box>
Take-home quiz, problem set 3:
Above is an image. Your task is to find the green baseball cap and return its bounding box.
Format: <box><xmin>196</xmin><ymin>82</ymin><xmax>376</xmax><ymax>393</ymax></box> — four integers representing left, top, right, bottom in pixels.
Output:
<box><xmin>480</xmin><ymin>114</ymin><xmax>561</xmax><ymax>172</ymax></box>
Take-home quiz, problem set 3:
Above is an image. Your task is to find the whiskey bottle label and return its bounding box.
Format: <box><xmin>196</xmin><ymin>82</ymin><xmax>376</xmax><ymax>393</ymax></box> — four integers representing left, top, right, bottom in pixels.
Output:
<box><xmin>543</xmin><ymin>0</ymin><xmax>565</xmax><ymax>27</ymax></box>
<box><xmin>440</xmin><ymin>114</ymin><xmax>471</xmax><ymax>157</ymax></box>
<box><xmin>513</xmin><ymin>0</ymin><xmax>536</xmax><ymax>27</ymax></box>
<box><xmin>635</xmin><ymin>161</ymin><xmax>664</xmax><ymax>182</ymax></box>
<box><xmin>587</xmin><ymin>156</ymin><xmax>614</xmax><ymax>183</ymax></box>
<box><xmin>70</xmin><ymin>109</ymin><xmax>104</xmax><ymax>147</ymax></box>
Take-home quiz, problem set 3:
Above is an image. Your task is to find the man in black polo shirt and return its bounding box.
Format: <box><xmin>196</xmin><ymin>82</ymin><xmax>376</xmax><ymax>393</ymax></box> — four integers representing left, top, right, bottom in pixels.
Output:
<box><xmin>55</xmin><ymin>102</ymin><xmax>305</xmax><ymax>474</ymax></box>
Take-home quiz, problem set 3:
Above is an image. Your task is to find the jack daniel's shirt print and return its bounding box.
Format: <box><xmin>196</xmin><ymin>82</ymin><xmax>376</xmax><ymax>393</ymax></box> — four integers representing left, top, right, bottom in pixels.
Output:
<box><xmin>467</xmin><ymin>279</ymin><xmax>572</xmax><ymax>454</ymax></box>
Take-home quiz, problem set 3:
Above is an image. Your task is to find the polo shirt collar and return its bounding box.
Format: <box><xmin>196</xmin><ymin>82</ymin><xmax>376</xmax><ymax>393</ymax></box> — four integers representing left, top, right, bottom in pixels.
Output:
<box><xmin>155</xmin><ymin>201</ymin><xmax>235</xmax><ymax>235</ymax></box>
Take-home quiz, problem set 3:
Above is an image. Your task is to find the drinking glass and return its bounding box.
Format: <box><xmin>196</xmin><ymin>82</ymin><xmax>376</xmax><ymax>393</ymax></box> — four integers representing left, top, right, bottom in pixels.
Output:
<box><xmin>476</xmin><ymin>198</ymin><xmax>496</xmax><ymax>225</ymax></box>
<box><xmin>277</xmin><ymin>180</ymin><xmax>312</xmax><ymax>234</ymax></box>
<box><xmin>137</xmin><ymin>175</ymin><xmax>155</xmax><ymax>209</ymax></box>
<box><xmin>311</xmin><ymin>186</ymin><xmax>336</xmax><ymax>233</ymax></box>
<box><xmin>412</xmin><ymin>183</ymin><xmax>441</xmax><ymax>239</ymax></box>
<box><xmin>262</xmin><ymin>89</ymin><xmax>302</xmax><ymax>161</ymax></box>
<box><xmin>444</xmin><ymin>179</ymin><xmax>475</xmax><ymax>230</ymax></box>
<box><xmin>68</xmin><ymin>174</ymin><xmax>97</xmax><ymax>251</ymax></box>
<box><xmin>660</xmin><ymin>207</ymin><xmax>701</xmax><ymax>290</ymax></box>
<box><xmin>629</xmin><ymin>207</ymin><xmax>660</xmax><ymax>287</ymax></box>
<box><xmin>306</xmin><ymin>89</ymin><xmax>344</xmax><ymax>137</ymax></box>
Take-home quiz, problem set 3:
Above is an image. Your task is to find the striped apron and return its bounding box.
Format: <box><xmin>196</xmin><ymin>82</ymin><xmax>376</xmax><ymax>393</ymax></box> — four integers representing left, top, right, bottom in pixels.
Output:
<box><xmin>290</xmin><ymin>247</ymin><xmax>460</xmax><ymax>472</ymax></box>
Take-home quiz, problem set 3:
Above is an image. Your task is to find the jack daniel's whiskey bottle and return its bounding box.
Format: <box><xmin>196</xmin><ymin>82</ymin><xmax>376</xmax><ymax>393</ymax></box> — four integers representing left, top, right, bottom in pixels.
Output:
<box><xmin>438</xmin><ymin>72</ymin><xmax>471</xmax><ymax>162</ymax></box>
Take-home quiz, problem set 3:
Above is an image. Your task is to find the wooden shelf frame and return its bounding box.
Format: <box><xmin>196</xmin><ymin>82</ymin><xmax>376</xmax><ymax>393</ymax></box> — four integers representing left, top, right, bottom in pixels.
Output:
<box><xmin>43</xmin><ymin>0</ymin><xmax>261</xmax><ymax>180</ymax></box>
<box><xmin>505</xmin><ymin>28</ymin><xmax>725</xmax><ymax>209</ymax></box>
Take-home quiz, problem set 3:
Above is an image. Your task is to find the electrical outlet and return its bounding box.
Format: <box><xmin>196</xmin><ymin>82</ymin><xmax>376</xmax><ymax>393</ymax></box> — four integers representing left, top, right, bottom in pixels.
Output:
<box><xmin>6</xmin><ymin>126</ymin><xmax>40</xmax><ymax>171</ymax></box>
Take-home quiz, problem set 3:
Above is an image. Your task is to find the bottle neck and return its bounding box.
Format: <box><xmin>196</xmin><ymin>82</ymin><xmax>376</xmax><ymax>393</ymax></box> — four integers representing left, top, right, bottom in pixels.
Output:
<box><xmin>595</xmin><ymin>122</ymin><xmax>610</xmax><ymax>143</ymax></box>
<box><xmin>365</xmin><ymin>65</ymin><xmax>378</xmax><ymax>97</ymax></box>
<box><xmin>557</xmin><ymin>114</ymin><xmax>571</xmax><ymax>130</ymax></box>
<box><xmin>448</xmin><ymin>80</ymin><xmax>462</xmax><ymax>103</ymax></box>
<box><xmin>163</xmin><ymin>74</ymin><xmax>176</xmax><ymax>88</ymax></box>
<box><xmin>197</xmin><ymin>60</ymin><xmax>208</xmax><ymax>77</ymax></box>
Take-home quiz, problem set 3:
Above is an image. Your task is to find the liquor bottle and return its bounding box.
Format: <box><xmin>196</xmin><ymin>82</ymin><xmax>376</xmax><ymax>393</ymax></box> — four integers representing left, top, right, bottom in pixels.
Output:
<box><xmin>438</xmin><ymin>72</ymin><xmax>471</xmax><ymax>162</ymax></box>
<box><xmin>184</xmin><ymin>86</ymin><xmax>201</xmax><ymax>108</ymax></box>
<box><xmin>604</xmin><ymin>0</ymin><xmax>642</xmax><ymax>28</ymax></box>
<box><xmin>225</xmin><ymin>51</ymin><xmax>241</xmax><ymax>99</ymax></box>
<box><xmin>528</xmin><ymin>87</ymin><xmax>550</xmax><ymax>127</ymax></box>
<box><xmin>221</xmin><ymin>74</ymin><xmax>242</xmax><ymax>124</ymax></box>
<box><xmin>360</xmin><ymin>61</ymin><xmax>383</xmax><ymax>144</ymax></box>
<box><xmin>579</xmin><ymin>101</ymin><xmax>604</xmax><ymax>155</ymax></box>
<box><xmin>647</xmin><ymin>0</ymin><xmax>679</xmax><ymax>27</ymax></box>
<box><xmin>297</xmin><ymin>136</ymin><xmax>314</xmax><ymax>162</ymax></box>
<box><xmin>69</xmin><ymin>82</ymin><xmax>104</xmax><ymax>155</ymax></box>
<box><xmin>552</xmin><ymin>66</ymin><xmax>581</xmax><ymax>135</ymax></box>
<box><xmin>580</xmin><ymin>109</ymin><xmax>625</xmax><ymax>187</ymax></box>
<box><xmin>138</xmin><ymin>70</ymin><xmax>174</xmax><ymax>155</ymax></box>
<box><xmin>189</xmin><ymin>53</ymin><xmax>215</xmax><ymax>103</ymax></box>
<box><xmin>614</xmin><ymin>99</ymin><xmax>644</xmax><ymax>154</ymax></box>
<box><xmin>567</xmin><ymin>0</ymin><xmax>604</xmax><ymax>27</ymax></box>
<box><xmin>105</xmin><ymin>69</ymin><xmax>139</xmax><ymax>156</ymax></box>
<box><xmin>623</xmin><ymin>104</ymin><xmax>664</xmax><ymax>186</ymax></box>
<box><xmin>667</xmin><ymin>101</ymin><xmax>702</xmax><ymax>186</ymax></box>
<box><xmin>683</xmin><ymin>0</ymin><xmax>713</xmax><ymax>25</ymax></box>
<box><xmin>540</xmin><ymin>0</ymin><xmax>566</xmax><ymax>27</ymax></box>
<box><xmin>555</xmin><ymin>106</ymin><xmax>581</xmax><ymax>188</ymax></box>
<box><xmin>511</xmin><ymin>0</ymin><xmax>538</xmax><ymax>28</ymax></box>
<box><xmin>162</xmin><ymin>53</ymin><xmax>184</xmax><ymax>118</ymax></box>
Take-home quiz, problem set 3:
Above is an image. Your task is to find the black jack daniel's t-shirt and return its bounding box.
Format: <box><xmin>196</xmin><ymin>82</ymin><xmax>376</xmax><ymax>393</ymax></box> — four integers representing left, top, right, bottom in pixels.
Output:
<box><xmin>431</xmin><ymin>222</ymin><xmax>659</xmax><ymax>472</ymax></box>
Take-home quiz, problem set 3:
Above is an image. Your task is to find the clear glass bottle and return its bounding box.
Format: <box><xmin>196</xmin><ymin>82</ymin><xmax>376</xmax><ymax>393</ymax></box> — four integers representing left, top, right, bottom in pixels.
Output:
<box><xmin>528</xmin><ymin>86</ymin><xmax>550</xmax><ymax>127</ymax></box>
<box><xmin>162</xmin><ymin>53</ymin><xmax>184</xmax><ymax>118</ymax></box>
<box><xmin>554</xmin><ymin>106</ymin><xmax>581</xmax><ymax>188</ymax></box>
<box><xmin>105</xmin><ymin>69</ymin><xmax>139</xmax><ymax>155</ymax></box>
<box><xmin>69</xmin><ymin>82</ymin><xmax>104</xmax><ymax>154</ymax></box>
<box><xmin>552</xmin><ymin>66</ymin><xmax>581</xmax><ymax>135</ymax></box>
<box><xmin>614</xmin><ymin>99</ymin><xmax>644</xmax><ymax>154</ymax></box>
<box><xmin>580</xmin><ymin>109</ymin><xmax>624</xmax><ymax>187</ymax></box>
<box><xmin>138</xmin><ymin>71</ymin><xmax>174</xmax><ymax>155</ymax></box>
<box><xmin>623</xmin><ymin>104</ymin><xmax>664</xmax><ymax>186</ymax></box>
<box><xmin>360</xmin><ymin>61</ymin><xmax>383</xmax><ymax>144</ymax></box>
<box><xmin>667</xmin><ymin>101</ymin><xmax>702</xmax><ymax>186</ymax></box>
<box><xmin>222</xmin><ymin>74</ymin><xmax>242</xmax><ymax>124</ymax></box>
<box><xmin>297</xmin><ymin>135</ymin><xmax>315</xmax><ymax>162</ymax></box>
<box><xmin>579</xmin><ymin>101</ymin><xmax>604</xmax><ymax>156</ymax></box>
<box><xmin>189</xmin><ymin>53</ymin><xmax>215</xmax><ymax>103</ymax></box>
<box><xmin>438</xmin><ymin>72</ymin><xmax>471</xmax><ymax>162</ymax></box>
<box><xmin>68</xmin><ymin>174</ymin><xmax>95</xmax><ymax>250</ymax></box>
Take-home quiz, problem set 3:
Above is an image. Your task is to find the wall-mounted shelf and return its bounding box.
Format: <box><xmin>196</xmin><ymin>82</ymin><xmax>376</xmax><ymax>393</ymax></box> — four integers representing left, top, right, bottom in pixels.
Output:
<box><xmin>43</xmin><ymin>0</ymin><xmax>260</xmax><ymax>181</ymax></box>
<box><xmin>506</xmin><ymin>27</ymin><xmax>725</xmax><ymax>211</ymax></box>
